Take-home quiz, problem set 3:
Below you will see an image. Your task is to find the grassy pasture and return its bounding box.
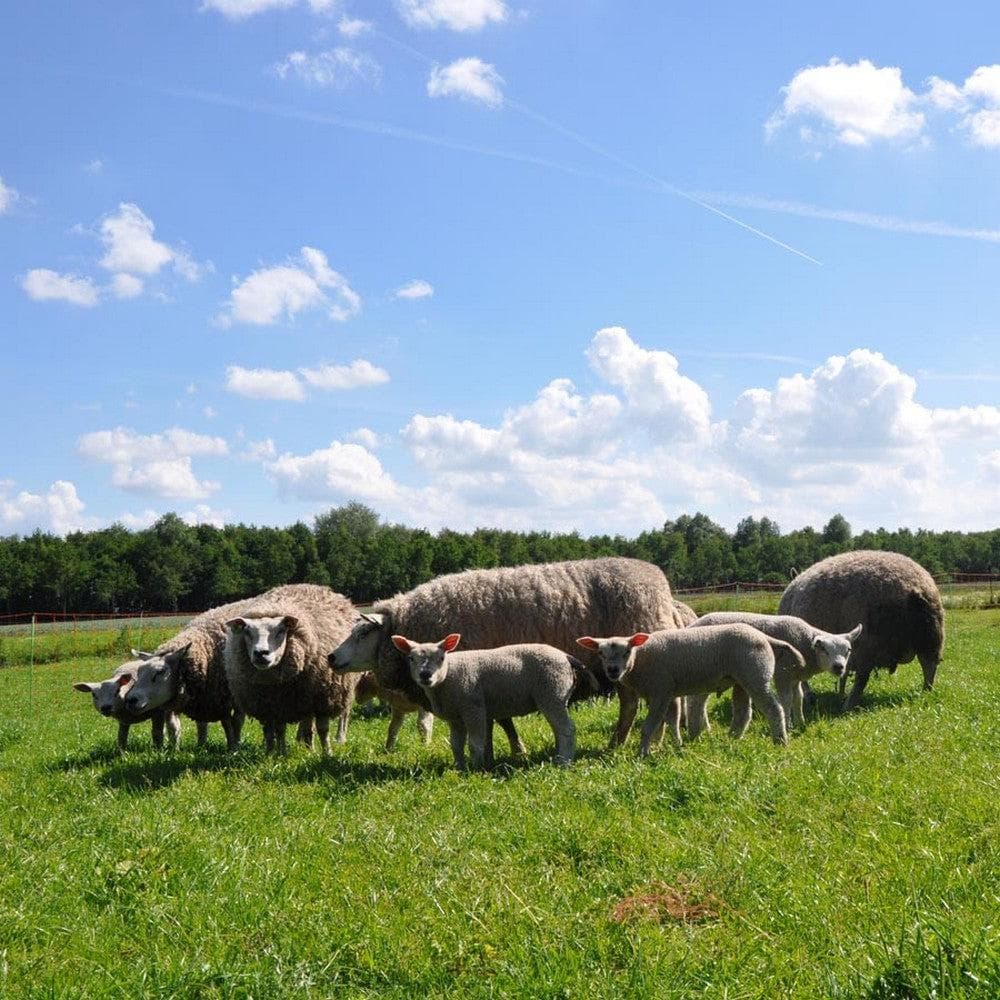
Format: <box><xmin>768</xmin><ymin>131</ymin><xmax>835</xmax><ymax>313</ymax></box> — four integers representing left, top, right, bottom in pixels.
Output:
<box><xmin>1</xmin><ymin>609</ymin><xmax>999</xmax><ymax>998</ymax></box>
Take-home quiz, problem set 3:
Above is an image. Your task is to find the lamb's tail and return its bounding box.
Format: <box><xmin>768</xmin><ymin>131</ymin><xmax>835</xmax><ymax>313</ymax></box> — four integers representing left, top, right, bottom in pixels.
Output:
<box><xmin>765</xmin><ymin>637</ymin><xmax>806</xmax><ymax>672</ymax></box>
<box><xmin>567</xmin><ymin>654</ymin><xmax>601</xmax><ymax>704</ymax></box>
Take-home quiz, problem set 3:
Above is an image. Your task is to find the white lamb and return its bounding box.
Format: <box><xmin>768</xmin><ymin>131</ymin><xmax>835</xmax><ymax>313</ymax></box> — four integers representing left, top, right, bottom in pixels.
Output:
<box><xmin>390</xmin><ymin>633</ymin><xmax>597</xmax><ymax>771</ymax></box>
<box><xmin>577</xmin><ymin>625</ymin><xmax>800</xmax><ymax>755</ymax></box>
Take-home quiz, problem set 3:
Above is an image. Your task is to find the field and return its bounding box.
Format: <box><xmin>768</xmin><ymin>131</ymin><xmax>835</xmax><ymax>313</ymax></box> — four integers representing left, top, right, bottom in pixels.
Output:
<box><xmin>2</xmin><ymin>608</ymin><xmax>999</xmax><ymax>998</ymax></box>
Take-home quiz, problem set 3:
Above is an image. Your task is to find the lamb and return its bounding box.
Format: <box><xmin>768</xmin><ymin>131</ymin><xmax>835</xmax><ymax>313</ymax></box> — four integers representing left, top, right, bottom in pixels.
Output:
<box><xmin>73</xmin><ymin>661</ymin><xmax>181</xmax><ymax>750</ymax></box>
<box><xmin>390</xmin><ymin>633</ymin><xmax>596</xmax><ymax>770</ymax></box>
<box><xmin>353</xmin><ymin>671</ymin><xmax>435</xmax><ymax>751</ymax></box>
<box><xmin>327</xmin><ymin>557</ymin><xmax>677</xmax><ymax>752</ymax></box>
<box><xmin>685</xmin><ymin>613</ymin><xmax>862</xmax><ymax>731</ymax></box>
<box><xmin>577</xmin><ymin>625</ymin><xmax>799</xmax><ymax>755</ymax></box>
<box><xmin>224</xmin><ymin>583</ymin><xmax>362</xmax><ymax>753</ymax></box>
<box><xmin>778</xmin><ymin>550</ymin><xmax>945</xmax><ymax>709</ymax></box>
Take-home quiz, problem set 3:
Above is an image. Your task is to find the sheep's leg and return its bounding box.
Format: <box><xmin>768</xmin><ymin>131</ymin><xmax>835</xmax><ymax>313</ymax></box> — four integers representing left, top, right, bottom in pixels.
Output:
<box><xmin>837</xmin><ymin>671</ymin><xmax>849</xmax><ymax>700</ymax></box>
<box><xmin>336</xmin><ymin>690</ymin><xmax>355</xmax><ymax>745</ymax></box>
<box><xmin>466</xmin><ymin>712</ymin><xmax>490</xmax><ymax>771</ymax></box>
<box><xmin>314</xmin><ymin>715</ymin><xmax>331</xmax><ymax>755</ymax></box>
<box><xmin>196</xmin><ymin>720</ymin><xmax>209</xmax><ymax>747</ymax></box>
<box><xmin>275</xmin><ymin>723</ymin><xmax>288</xmax><ymax>754</ymax></box>
<box><xmin>385</xmin><ymin>707</ymin><xmax>407</xmax><ymax>751</ymax></box>
<box><xmin>729</xmin><ymin>686</ymin><xmax>752</xmax><ymax>738</ymax></box>
<box><xmin>165</xmin><ymin>712</ymin><xmax>182</xmax><ymax>750</ymax></box>
<box><xmin>667</xmin><ymin>698</ymin><xmax>683</xmax><ymax>749</ymax></box>
<box><xmin>417</xmin><ymin>709</ymin><xmax>434</xmax><ymax>745</ymax></box>
<box><xmin>447</xmin><ymin>721</ymin><xmax>467</xmax><ymax>771</ymax></box>
<box><xmin>117</xmin><ymin>721</ymin><xmax>130</xmax><ymax>750</ymax></box>
<box><xmin>685</xmin><ymin>694</ymin><xmax>711</xmax><ymax>739</ymax></box>
<box><xmin>792</xmin><ymin>682</ymin><xmax>806</xmax><ymax>728</ymax></box>
<box><xmin>542</xmin><ymin>705</ymin><xmax>575</xmax><ymax>766</ymax></box>
<box><xmin>296</xmin><ymin>718</ymin><xmax>314</xmax><ymax>750</ymax></box>
<box><xmin>263</xmin><ymin>722</ymin><xmax>276</xmax><ymax>753</ymax></box>
<box><xmin>151</xmin><ymin>711</ymin><xmax>165</xmax><ymax>750</ymax></box>
<box><xmin>233</xmin><ymin>710</ymin><xmax>245</xmax><ymax>746</ymax></box>
<box><xmin>483</xmin><ymin>719</ymin><xmax>496</xmax><ymax>769</ymax></box>
<box><xmin>497</xmin><ymin>718</ymin><xmax>526</xmax><ymax>758</ymax></box>
<box><xmin>844</xmin><ymin>666</ymin><xmax>873</xmax><ymax>711</ymax></box>
<box><xmin>745</xmin><ymin>681</ymin><xmax>788</xmax><ymax>746</ymax></box>
<box><xmin>919</xmin><ymin>655</ymin><xmax>938</xmax><ymax>691</ymax></box>
<box><xmin>775</xmin><ymin>675</ymin><xmax>799</xmax><ymax>729</ymax></box>
<box><xmin>610</xmin><ymin>687</ymin><xmax>640</xmax><ymax>748</ymax></box>
<box><xmin>639</xmin><ymin>697</ymin><xmax>673</xmax><ymax>757</ymax></box>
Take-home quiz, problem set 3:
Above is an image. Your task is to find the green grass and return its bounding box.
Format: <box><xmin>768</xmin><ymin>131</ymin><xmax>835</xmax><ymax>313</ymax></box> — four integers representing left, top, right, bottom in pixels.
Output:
<box><xmin>2</xmin><ymin>610</ymin><xmax>1000</xmax><ymax>998</ymax></box>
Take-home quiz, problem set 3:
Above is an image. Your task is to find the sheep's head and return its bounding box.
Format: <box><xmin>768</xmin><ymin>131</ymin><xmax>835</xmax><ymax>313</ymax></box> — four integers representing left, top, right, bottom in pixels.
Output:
<box><xmin>124</xmin><ymin>644</ymin><xmax>190</xmax><ymax>713</ymax></box>
<box><xmin>391</xmin><ymin>633</ymin><xmax>460</xmax><ymax>689</ymax></box>
<box><xmin>812</xmin><ymin>623</ymin><xmax>862</xmax><ymax>678</ymax></box>
<box><xmin>229</xmin><ymin>615</ymin><xmax>298</xmax><ymax>671</ymax></box>
<box><xmin>328</xmin><ymin>613</ymin><xmax>383</xmax><ymax>673</ymax></box>
<box><xmin>73</xmin><ymin>671</ymin><xmax>134</xmax><ymax>716</ymax></box>
<box><xmin>575</xmin><ymin>633</ymin><xmax>649</xmax><ymax>683</ymax></box>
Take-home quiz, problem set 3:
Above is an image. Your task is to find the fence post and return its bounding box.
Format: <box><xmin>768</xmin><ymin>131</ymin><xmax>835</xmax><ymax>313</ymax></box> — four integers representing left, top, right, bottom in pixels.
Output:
<box><xmin>29</xmin><ymin>613</ymin><xmax>36</xmax><ymax>716</ymax></box>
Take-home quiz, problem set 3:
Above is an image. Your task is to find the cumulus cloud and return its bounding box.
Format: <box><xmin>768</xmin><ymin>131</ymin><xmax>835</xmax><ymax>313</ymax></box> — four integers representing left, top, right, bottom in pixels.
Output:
<box><xmin>78</xmin><ymin>427</ymin><xmax>227</xmax><ymax>500</ymax></box>
<box><xmin>183</xmin><ymin>504</ymin><xmax>231</xmax><ymax>528</ymax></box>
<box><xmin>770</xmin><ymin>59</ymin><xmax>1000</xmax><ymax>150</ymax></box>
<box><xmin>0</xmin><ymin>176</ymin><xmax>17</xmax><ymax>214</ymax></box>
<box><xmin>0</xmin><ymin>480</ymin><xmax>89</xmax><ymax>535</ymax></box>
<box><xmin>347</xmin><ymin>427</ymin><xmax>382</xmax><ymax>449</ymax></box>
<box><xmin>272</xmin><ymin>48</ymin><xmax>381</xmax><ymax>88</ymax></box>
<box><xmin>270</xmin><ymin>441</ymin><xmax>401</xmax><ymax>503</ymax></box>
<box><xmin>338</xmin><ymin>15</ymin><xmax>371</xmax><ymax>36</ymax></box>
<box><xmin>299</xmin><ymin>359</ymin><xmax>390</xmax><ymax>390</ymax></box>
<box><xmin>225</xmin><ymin>365</ymin><xmax>306</xmax><ymax>401</ymax></box>
<box><xmin>399</xmin><ymin>0</ymin><xmax>506</xmax><ymax>31</ymax></box>
<box><xmin>427</xmin><ymin>57</ymin><xmax>504</xmax><ymax>107</ymax></box>
<box><xmin>201</xmin><ymin>0</ymin><xmax>334</xmax><ymax>19</ymax></box>
<box><xmin>394</xmin><ymin>278</ymin><xmax>434</xmax><ymax>299</ymax></box>
<box><xmin>111</xmin><ymin>273</ymin><xmax>144</xmax><ymax>299</ymax></box>
<box><xmin>21</xmin><ymin>269</ymin><xmax>100</xmax><ymax>307</ymax></box>
<box><xmin>219</xmin><ymin>246</ymin><xmax>361</xmax><ymax>326</ymax></box>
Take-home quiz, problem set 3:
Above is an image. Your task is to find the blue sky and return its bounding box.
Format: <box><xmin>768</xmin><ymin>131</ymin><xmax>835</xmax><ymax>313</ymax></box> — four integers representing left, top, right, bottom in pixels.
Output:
<box><xmin>3</xmin><ymin>0</ymin><xmax>1000</xmax><ymax>537</ymax></box>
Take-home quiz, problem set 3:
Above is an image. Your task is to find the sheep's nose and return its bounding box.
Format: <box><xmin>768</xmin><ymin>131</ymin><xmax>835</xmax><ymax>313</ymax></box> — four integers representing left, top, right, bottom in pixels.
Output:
<box><xmin>125</xmin><ymin>695</ymin><xmax>140</xmax><ymax>711</ymax></box>
<box><xmin>419</xmin><ymin>670</ymin><xmax>433</xmax><ymax>683</ymax></box>
<box><xmin>328</xmin><ymin>653</ymin><xmax>341</xmax><ymax>669</ymax></box>
<box><xmin>253</xmin><ymin>650</ymin><xmax>269</xmax><ymax>664</ymax></box>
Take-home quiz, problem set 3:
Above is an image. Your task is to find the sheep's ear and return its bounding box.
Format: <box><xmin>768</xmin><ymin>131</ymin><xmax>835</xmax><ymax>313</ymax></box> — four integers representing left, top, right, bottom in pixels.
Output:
<box><xmin>226</xmin><ymin>618</ymin><xmax>247</xmax><ymax>632</ymax></box>
<box><xmin>391</xmin><ymin>635</ymin><xmax>413</xmax><ymax>654</ymax></box>
<box><xmin>846</xmin><ymin>624</ymin><xmax>863</xmax><ymax>642</ymax></box>
<box><xmin>576</xmin><ymin>636</ymin><xmax>599</xmax><ymax>650</ymax></box>
<box><xmin>439</xmin><ymin>633</ymin><xmax>461</xmax><ymax>653</ymax></box>
<box><xmin>629</xmin><ymin>633</ymin><xmax>650</xmax><ymax>648</ymax></box>
<box><xmin>131</xmin><ymin>648</ymin><xmax>154</xmax><ymax>660</ymax></box>
<box><xmin>281</xmin><ymin>615</ymin><xmax>299</xmax><ymax>632</ymax></box>
<box><xmin>361</xmin><ymin>612</ymin><xmax>384</xmax><ymax>627</ymax></box>
<box><xmin>165</xmin><ymin>643</ymin><xmax>191</xmax><ymax>666</ymax></box>
<box><xmin>116</xmin><ymin>674</ymin><xmax>133</xmax><ymax>689</ymax></box>
<box><xmin>73</xmin><ymin>682</ymin><xmax>96</xmax><ymax>693</ymax></box>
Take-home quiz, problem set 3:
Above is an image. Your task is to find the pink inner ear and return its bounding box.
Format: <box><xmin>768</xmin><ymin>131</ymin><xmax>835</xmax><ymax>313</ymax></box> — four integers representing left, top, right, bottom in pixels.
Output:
<box><xmin>116</xmin><ymin>674</ymin><xmax>132</xmax><ymax>687</ymax></box>
<box><xmin>576</xmin><ymin>637</ymin><xmax>599</xmax><ymax>650</ymax></box>
<box><xmin>441</xmin><ymin>633</ymin><xmax>461</xmax><ymax>652</ymax></box>
<box><xmin>391</xmin><ymin>635</ymin><xmax>412</xmax><ymax>654</ymax></box>
<box><xmin>629</xmin><ymin>633</ymin><xmax>650</xmax><ymax>648</ymax></box>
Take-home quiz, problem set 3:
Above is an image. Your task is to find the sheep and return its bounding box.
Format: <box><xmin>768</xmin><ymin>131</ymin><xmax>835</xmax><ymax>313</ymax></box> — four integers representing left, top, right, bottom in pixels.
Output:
<box><xmin>328</xmin><ymin>557</ymin><xmax>677</xmax><ymax>752</ymax></box>
<box><xmin>778</xmin><ymin>550</ymin><xmax>945</xmax><ymax>709</ymax></box>
<box><xmin>576</xmin><ymin>624</ymin><xmax>799</xmax><ymax>755</ymax></box>
<box><xmin>353</xmin><ymin>671</ymin><xmax>435</xmax><ymax>751</ymax></box>
<box><xmin>72</xmin><ymin>661</ymin><xmax>181</xmax><ymax>750</ymax></box>
<box><xmin>672</xmin><ymin>599</ymin><xmax>698</xmax><ymax>627</ymax></box>
<box><xmin>390</xmin><ymin>633</ymin><xmax>596</xmax><ymax>770</ymax></box>
<box><xmin>224</xmin><ymin>584</ymin><xmax>362</xmax><ymax>753</ymax></box>
<box><xmin>685</xmin><ymin>613</ymin><xmax>862</xmax><ymax>731</ymax></box>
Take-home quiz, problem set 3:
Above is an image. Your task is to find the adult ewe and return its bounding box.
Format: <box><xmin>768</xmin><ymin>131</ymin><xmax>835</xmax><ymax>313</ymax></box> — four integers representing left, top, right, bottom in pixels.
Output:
<box><xmin>779</xmin><ymin>550</ymin><xmax>944</xmax><ymax>709</ymax></box>
<box><xmin>328</xmin><ymin>557</ymin><xmax>677</xmax><ymax>745</ymax></box>
<box><xmin>225</xmin><ymin>584</ymin><xmax>361</xmax><ymax>753</ymax></box>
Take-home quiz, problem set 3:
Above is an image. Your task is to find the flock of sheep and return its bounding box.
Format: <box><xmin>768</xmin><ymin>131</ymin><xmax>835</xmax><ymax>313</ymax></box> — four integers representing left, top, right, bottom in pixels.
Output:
<box><xmin>73</xmin><ymin>550</ymin><xmax>946</xmax><ymax>770</ymax></box>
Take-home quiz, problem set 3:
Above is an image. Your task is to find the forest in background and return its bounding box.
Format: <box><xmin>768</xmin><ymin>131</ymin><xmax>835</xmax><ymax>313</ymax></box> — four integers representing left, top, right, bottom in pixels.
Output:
<box><xmin>2</xmin><ymin>503</ymin><xmax>999</xmax><ymax>615</ymax></box>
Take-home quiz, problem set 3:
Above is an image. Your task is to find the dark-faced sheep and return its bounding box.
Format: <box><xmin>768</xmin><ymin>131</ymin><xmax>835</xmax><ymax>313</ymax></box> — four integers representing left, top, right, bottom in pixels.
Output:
<box><xmin>328</xmin><ymin>557</ymin><xmax>677</xmax><ymax>751</ymax></box>
<box><xmin>778</xmin><ymin>550</ymin><xmax>944</xmax><ymax>709</ymax></box>
<box><xmin>225</xmin><ymin>584</ymin><xmax>362</xmax><ymax>753</ymax></box>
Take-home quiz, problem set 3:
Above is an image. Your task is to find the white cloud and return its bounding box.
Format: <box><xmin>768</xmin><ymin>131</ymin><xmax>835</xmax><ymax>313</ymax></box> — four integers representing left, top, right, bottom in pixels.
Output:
<box><xmin>201</xmin><ymin>0</ymin><xmax>334</xmax><ymax>19</ymax></box>
<box><xmin>0</xmin><ymin>176</ymin><xmax>17</xmax><ymax>214</ymax></box>
<box><xmin>225</xmin><ymin>365</ymin><xmax>306</xmax><ymax>401</ymax></box>
<box><xmin>99</xmin><ymin>203</ymin><xmax>202</xmax><ymax>281</ymax></box>
<box><xmin>243</xmin><ymin>438</ymin><xmax>278</xmax><ymax>462</ymax></box>
<box><xmin>399</xmin><ymin>0</ymin><xmax>507</xmax><ymax>31</ymax></box>
<box><xmin>272</xmin><ymin>48</ymin><xmax>381</xmax><ymax>88</ymax></box>
<box><xmin>118</xmin><ymin>509</ymin><xmax>160</xmax><ymax>531</ymax></box>
<box><xmin>767</xmin><ymin>58</ymin><xmax>924</xmax><ymax>147</ymax></box>
<box><xmin>299</xmin><ymin>359</ymin><xmax>390</xmax><ymax>389</ymax></box>
<box><xmin>270</xmin><ymin>441</ymin><xmax>401</xmax><ymax>503</ymax></box>
<box><xmin>394</xmin><ymin>278</ymin><xmax>434</xmax><ymax>299</ymax></box>
<box><xmin>347</xmin><ymin>427</ymin><xmax>382</xmax><ymax>449</ymax></box>
<box><xmin>183</xmin><ymin>504</ymin><xmax>231</xmax><ymax>528</ymax></box>
<box><xmin>111</xmin><ymin>273</ymin><xmax>144</xmax><ymax>299</ymax></box>
<box><xmin>219</xmin><ymin>246</ymin><xmax>361</xmax><ymax>326</ymax></box>
<box><xmin>338</xmin><ymin>15</ymin><xmax>371</xmax><ymax>36</ymax></box>
<box><xmin>78</xmin><ymin>427</ymin><xmax>227</xmax><ymax>500</ymax></box>
<box><xmin>0</xmin><ymin>480</ymin><xmax>89</xmax><ymax>535</ymax></box>
<box><xmin>21</xmin><ymin>269</ymin><xmax>100</xmax><ymax>307</ymax></box>
<box><xmin>84</xmin><ymin>158</ymin><xmax>104</xmax><ymax>174</ymax></box>
<box><xmin>427</xmin><ymin>57</ymin><xmax>504</xmax><ymax>107</ymax></box>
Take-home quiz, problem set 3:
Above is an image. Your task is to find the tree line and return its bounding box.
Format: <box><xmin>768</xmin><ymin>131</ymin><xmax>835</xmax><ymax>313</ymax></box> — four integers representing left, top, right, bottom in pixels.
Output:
<box><xmin>1</xmin><ymin>504</ymin><xmax>999</xmax><ymax>615</ymax></box>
